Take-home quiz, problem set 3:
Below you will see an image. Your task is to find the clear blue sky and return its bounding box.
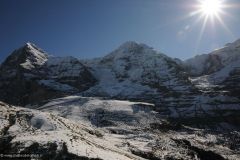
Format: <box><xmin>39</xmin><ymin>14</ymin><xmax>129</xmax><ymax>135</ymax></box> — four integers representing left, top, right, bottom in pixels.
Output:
<box><xmin>1</xmin><ymin>0</ymin><xmax>240</xmax><ymax>62</ymax></box>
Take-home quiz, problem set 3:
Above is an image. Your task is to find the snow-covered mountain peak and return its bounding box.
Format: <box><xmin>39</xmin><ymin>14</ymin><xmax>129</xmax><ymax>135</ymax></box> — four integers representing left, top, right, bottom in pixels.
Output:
<box><xmin>0</xmin><ymin>43</ymin><xmax>96</xmax><ymax>106</ymax></box>
<box><xmin>117</xmin><ymin>41</ymin><xmax>153</xmax><ymax>53</ymax></box>
<box><xmin>25</xmin><ymin>42</ymin><xmax>36</xmax><ymax>48</ymax></box>
<box><xmin>83</xmin><ymin>41</ymin><xmax>193</xmax><ymax>103</ymax></box>
<box><xmin>24</xmin><ymin>42</ymin><xmax>47</xmax><ymax>56</ymax></box>
<box><xmin>102</xmin><ymin>41</ymin><xmax>166</xmax><ymax>62</ymax></box>
<box><xmin>19</xmin><ymin>43</ymin><xmax>48</xmax><ymax>69</ymax></box>
<box><xmin>0</xmin><ymin>43</ymin><xmax>48</xmax><ymax>71</ymax></box>
<box><xmin>117</xmin><ymin>41</ymin><xmax>146</xmax><ymax>50</ymax></box>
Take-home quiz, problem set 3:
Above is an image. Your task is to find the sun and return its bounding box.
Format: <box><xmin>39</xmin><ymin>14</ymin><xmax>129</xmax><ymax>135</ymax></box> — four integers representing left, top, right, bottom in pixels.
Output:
<box><xmin>179</xmin><ymin>0</ymin><xmax>235</xmax><ymax>56</ymax></box>
<box><xmin>199</xmin><ymin>0</ymin><xmax>223</xmax><ymax>16</ymax></box>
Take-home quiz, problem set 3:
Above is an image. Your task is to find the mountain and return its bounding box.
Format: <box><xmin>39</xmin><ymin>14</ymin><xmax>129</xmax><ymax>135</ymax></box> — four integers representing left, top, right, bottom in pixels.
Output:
<box><xmin>82</xmin><ymin>41</ymin><xmax>197</xmax><ymax>107</ymax></box>
<box><xmin>0</xmin><ymin>43</ymin><xmax>96</xmax><ymax>106</ymax></box>
<box><xmin>1</xmin><ymin>41</ymin><xmax>239</xmax><ymax>119</ymax></box>
<box><xmin>184</xmin><ymin>38</ymin><xmax>240</xmax><ymax>77</ymax></box>
<box><xmin>185</xmin><ymin>39</ymin><xmax>240</xmax><ymax>97</ymax></box>
<box><xmin>82</xmin><ymin>41</ymin><xmax>240</xmax><ymax>121</ymax></box>
<box><xmin>0</xmin><ymin>41</ymin><xmax>240</xmax><ymax>159</ymax></box>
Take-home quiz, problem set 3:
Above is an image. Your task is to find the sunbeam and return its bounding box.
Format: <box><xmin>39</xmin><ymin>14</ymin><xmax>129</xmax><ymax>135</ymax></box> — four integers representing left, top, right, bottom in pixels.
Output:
<box><xmin>195</xmin><ymin>15</ymin><xmax>209</xmax><ymax>54</ymax></box>
<box><xmin>215</xmin><ymin>14</ymin><xmax>235</xmax><ymax>39</ymax></box>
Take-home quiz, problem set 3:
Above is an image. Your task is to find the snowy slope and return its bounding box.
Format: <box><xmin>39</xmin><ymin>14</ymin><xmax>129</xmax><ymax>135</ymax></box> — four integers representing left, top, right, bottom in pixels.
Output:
<box><xmin>38</xmin><ymin>96</ymin><xmax>158</xmax><ymax>130</ymax></box>
<box><xmin>0</xmin><ymin>101</ymin><xmax>143</xmax><ymax>160</ymax></box>
<box><xmin>83</xmin><ymin>41</ymin><xmax>195</xmax><ymax>106</ymax></box>
<box><xmin>2</xmin><ymin>98</ymin><xmax>239</xmax><ymax>159</ymax></box>
<box><xmin>34</xmin><ymin>96</ymin><xmax>240</xmax><ymax>159</ymax></box>
<box><xmin>38</xmin><ymin>95</ymin><xmax>240</xmax><ymax>127</ymax></box>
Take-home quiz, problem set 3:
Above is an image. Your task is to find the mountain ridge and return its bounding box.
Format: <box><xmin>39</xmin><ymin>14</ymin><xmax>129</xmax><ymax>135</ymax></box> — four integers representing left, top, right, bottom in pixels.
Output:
<box><xmin>1</xmin><ymin>40</ymin><xmax>240</xmax><ymax>107</ymax></box>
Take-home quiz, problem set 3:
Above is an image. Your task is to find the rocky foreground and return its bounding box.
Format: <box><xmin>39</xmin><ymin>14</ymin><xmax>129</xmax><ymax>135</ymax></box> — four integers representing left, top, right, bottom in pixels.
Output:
<box><xmin>1</xmin><ymin>98</ymin><xmax>239</xmax><ymax>160</ymax></box>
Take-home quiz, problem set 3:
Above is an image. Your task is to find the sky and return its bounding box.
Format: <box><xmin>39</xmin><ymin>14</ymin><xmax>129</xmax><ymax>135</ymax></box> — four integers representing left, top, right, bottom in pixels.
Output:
<box><xmin>1</xmin><ymin>0</ymin><xmax>240</xmax><ymax>62</ymax></box>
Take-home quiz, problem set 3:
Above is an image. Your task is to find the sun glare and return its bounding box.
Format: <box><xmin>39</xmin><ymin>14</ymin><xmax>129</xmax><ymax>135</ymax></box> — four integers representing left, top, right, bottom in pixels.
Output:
<box><xmin>189</xmin><ymin>0</ymin><xmax>235</xmax><ymax>55</ymax></box>
<box><xmin>199</xmin><ymin>0</ymin><xmax>223</xmax><ymax>16</ymax></box>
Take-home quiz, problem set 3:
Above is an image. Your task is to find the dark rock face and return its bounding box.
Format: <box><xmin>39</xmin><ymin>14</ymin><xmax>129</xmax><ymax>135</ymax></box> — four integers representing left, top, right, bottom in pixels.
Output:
<box><xmin>221</xmin><ymin>67</ymin><xmax>240</xmax><ymax>98</ymax></box>
<box><xmin>202</xmin><ymin>54</ymin><xmax>224</xmax><ymax>75</ymax></box>
<box><xmin>0</xmin><ymin>43</ymin><xmax>96</xmax><ymax>106</ymax></box>
<box><xmin>0</xmin><ymin>75</ymin><xmax>62</xmax><ymax>106</ymax></box>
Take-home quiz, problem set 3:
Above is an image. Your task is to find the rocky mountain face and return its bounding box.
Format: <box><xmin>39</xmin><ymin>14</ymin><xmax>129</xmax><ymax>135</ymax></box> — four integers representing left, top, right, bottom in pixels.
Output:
<box><xmin>82</xmin><ymin>41</ymin><xmax>198</xmax><ymax>108</ymax></box>
<box><xmin>185</xmin><ymin>39</ymin><xmax>240</xmax><ymax>76</ymax></box>
<box><xmin>0</xmin><ymin>43</ymin><xmax>96</xmax><ymax>106</ymax></box>
<box><xmin>0</xmin><ymin>40</ymin><xmax>240</xmax><ymax>159</ymax></box>
<box><xmin>184</xmin><ymin>39</ymin><xmax>240</xmax><ymax>98</ymax></box>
